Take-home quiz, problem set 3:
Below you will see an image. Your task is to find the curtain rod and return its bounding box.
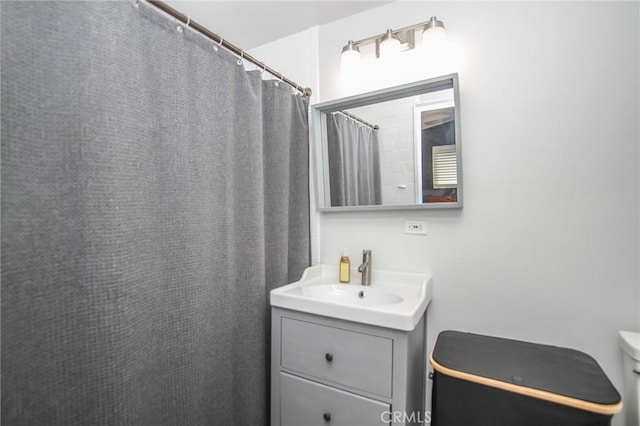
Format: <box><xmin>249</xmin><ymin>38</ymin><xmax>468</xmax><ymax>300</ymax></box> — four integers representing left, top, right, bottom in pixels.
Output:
<box><xmin>145</xmin><ymin>0</ymin><xmax>312</xmax><ymax>97</ymax></box>
<box><xmin>336</xmin><ymin>111</ymin><xmax>379</xmax><ymax>130</ymax></box>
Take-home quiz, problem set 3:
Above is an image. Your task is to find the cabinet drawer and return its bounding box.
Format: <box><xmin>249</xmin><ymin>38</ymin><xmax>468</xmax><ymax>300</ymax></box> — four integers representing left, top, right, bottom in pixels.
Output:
<box><xmin>280</xmin><ymin>373</ymin><xmax>390</xmax><ymax>426</ymax></box>
<box><xmin>281</xmin><ymin>317</ymin><xmax>393</xmax><ymax>397</ymax></box>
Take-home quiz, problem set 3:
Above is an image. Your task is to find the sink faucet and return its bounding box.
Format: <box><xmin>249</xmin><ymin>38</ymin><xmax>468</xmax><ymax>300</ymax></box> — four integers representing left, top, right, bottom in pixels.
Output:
<box><xmin>358</xmin><ymin>250</ymin><xmax>372</xmax><ymax>286</ymax></box>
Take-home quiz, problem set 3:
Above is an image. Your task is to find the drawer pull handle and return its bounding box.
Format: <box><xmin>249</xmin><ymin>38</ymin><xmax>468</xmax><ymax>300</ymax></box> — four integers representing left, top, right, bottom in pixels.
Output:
<box><xmin>325</xmin><ymin>353</ymin><xmax>333</xmax><ymax>362</ymax></box>
<box><xmin>323</xmin><ymin>412</ymin><xmax>331</xmax><ymax>422</ymax></box>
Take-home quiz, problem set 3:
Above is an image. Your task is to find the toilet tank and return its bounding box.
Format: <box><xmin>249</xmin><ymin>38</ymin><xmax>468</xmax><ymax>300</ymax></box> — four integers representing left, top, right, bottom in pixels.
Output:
<box><xmin>618</xmin><ymin>331</ymin><xmax>640</xmax><ymax>426</ymax></box>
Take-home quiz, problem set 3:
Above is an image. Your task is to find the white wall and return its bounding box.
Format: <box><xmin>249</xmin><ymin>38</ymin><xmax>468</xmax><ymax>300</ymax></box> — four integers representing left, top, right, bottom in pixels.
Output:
<box><xmin>253</xmin><ymin>2</ymin><xmax>639</xmax><ymax>424</ymax></box>
<box><xmin>248</xmin><ymin>27</ymin><xmax>320</xmax><ymax>98</ymax></box>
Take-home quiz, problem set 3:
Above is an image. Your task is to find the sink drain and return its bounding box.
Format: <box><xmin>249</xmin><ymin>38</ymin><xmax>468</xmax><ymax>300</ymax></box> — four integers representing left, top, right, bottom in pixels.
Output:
<box><xmin>358</xmin><ymin>291</ymin><xmax>365</xmax><ymax>298</ymax></box>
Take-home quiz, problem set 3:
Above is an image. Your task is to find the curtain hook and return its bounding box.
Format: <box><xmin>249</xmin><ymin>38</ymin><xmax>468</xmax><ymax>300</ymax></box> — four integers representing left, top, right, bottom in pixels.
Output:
<box><xmin>133</xmin><ymin>0</ymin><xmax>140</xmax><ymax>8</ymax></box>
<box><xmin>237</xmin><ymin>50</ymin><xmax>244</xmax><ymax>66</ymax></box>
<box><xmin>274</xmin><ymin>73</ymin><xmax>284</xmax><ymax>87</ymax></box>
<box><xmin>185</xmin><ymin>16</ymin><xmax>191</xmax><ymax>28</ymax></box>
<box><xmin>213</xmin><ymin>37</ymin><xmax>223</xmax><ymax>53</ymax></box>
<box><xmin>259</xmin><ymin>62</ymin><xmax>266</xmax><ymax>74</ymax></box>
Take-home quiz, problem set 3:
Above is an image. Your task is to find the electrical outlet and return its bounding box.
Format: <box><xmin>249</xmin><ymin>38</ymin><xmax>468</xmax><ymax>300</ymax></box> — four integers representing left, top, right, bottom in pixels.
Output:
<box><xmin>404</xmin><ymin>220</ymin><xmax>427</xmax><ymax>235</ymax></box>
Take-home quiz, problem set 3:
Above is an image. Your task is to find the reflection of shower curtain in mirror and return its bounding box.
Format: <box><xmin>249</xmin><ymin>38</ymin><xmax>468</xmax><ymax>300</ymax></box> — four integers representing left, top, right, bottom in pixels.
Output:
<box><xmin>327</xmin><ymin>113</ymin><xmax>382</xmax><ymax>206</ymax></box>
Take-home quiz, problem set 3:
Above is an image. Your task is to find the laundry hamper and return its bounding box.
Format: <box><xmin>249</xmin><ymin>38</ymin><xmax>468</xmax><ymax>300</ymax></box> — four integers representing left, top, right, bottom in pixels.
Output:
<box><xmin>430</xmin><ymin>331</ymin><xmax>622</xmax><ymax>426</ymax></box>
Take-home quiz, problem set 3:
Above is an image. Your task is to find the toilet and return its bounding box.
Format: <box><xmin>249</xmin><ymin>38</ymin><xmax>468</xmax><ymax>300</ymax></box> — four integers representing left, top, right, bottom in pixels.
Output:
<box><xmin>619</xmin><ymin>330</ymin><xmax>640</xmax><ymax>426</ymax></box>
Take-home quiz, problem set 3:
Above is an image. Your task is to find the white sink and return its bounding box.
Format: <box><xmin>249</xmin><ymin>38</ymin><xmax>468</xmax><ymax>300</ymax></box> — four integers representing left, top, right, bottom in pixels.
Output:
<box><xmin>303</xmin><ymin>284</ymin><xmax>404</xmax><ymax>307</ymax></box>
<box><xmin>270</xmin><ymin>264</ymin><xmax>432</xmax><ymax>331</ymax></box>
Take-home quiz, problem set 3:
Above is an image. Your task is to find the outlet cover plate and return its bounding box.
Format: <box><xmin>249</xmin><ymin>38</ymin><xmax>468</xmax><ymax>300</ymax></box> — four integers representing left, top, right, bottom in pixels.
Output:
<box><xmin>404</xmin><ymin>220</ymin><xmax>427</xmax><ymax>235</ymax></box>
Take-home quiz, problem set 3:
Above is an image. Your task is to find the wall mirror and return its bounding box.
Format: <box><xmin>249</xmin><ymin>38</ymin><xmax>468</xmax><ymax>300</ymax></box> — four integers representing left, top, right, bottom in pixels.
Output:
<box><xmin>312</xmin><ymin>74</ymin><xmax>462</xmax><ymax>211</ymax></box>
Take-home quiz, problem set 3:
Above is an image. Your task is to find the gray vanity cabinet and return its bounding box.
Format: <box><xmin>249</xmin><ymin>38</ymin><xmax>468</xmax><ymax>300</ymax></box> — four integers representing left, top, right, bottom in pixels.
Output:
<box><xmin>271</xmin><ymin>307</ymin><xmax>426</xmax><ymax>426</ymax></box>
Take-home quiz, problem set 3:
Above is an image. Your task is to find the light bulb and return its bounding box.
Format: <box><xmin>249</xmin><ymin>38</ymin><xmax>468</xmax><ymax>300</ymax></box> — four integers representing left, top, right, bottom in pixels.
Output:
<box><xmin>341</xmin><ymin>49</ymin><xmax>361</xmax><ymax>71</ymax></box>
<box><xmin>340</xmin><ymin>41</ymin><xmax>362</xmax><ymax>92</ymax></box>
<box><xmin>422</xmin><ymin>17</ymin><xmax>447</xmax><ymax>55</ymax></box>
<box><xmin>379</xmin><ymin>29</ymin><xmax>401</xmax><ymax>58</ymax></box>
<box><xmin>341</xmin><ymin>40</ymin><xmax>361</xmax><ymax>73</ymax></box>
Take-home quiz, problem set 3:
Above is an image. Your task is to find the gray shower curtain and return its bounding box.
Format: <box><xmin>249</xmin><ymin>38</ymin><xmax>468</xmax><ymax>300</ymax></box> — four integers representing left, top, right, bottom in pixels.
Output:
<box><xmin>1</xmin><ymin>2</ymin><xmax>309</xmax><ymax>425</ymax></box>
<box><xmin>327</xmin><ymin>113</ymin><xmax>382</xmax><ymax>207</ymax></box>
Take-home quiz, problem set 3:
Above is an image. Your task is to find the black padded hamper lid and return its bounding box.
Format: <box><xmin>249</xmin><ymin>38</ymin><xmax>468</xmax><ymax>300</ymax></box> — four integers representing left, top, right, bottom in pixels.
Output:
<box><xmin>431</xmin><ymin>331</ymin><xmax>621</xmax><ymax>414</ymax></box>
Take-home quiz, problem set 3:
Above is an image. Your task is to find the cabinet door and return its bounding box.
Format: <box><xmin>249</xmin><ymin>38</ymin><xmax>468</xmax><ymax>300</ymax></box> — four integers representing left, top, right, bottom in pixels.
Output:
<box><xmin>280</xmin><ymin>373</ymin><xmax>390</xmax><ymax>426</ymax></box>
<box><xmin>281</xmin><ymin>317</ymin><xmax>393</xmax><ymax>397</ymax></box>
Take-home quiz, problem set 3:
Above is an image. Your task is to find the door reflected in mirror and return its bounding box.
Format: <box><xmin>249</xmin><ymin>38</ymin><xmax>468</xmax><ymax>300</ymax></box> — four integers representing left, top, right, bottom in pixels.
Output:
<box><xmin>415</xmin><ymin>96</ymin><xmax>457</xmax><ymax>204</ymax></box>
<box><xmin>313</xmin><ymin>74</ymin><xmax>461</xmax><ymax>211</ymax></box>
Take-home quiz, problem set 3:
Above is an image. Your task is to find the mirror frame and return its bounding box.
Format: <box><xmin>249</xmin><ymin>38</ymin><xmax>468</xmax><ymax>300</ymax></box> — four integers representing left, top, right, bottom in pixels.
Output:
<box><xmin>312</xmin><ymin>73</ymin><xmax>462</xmax><ymax>212</ymax></box>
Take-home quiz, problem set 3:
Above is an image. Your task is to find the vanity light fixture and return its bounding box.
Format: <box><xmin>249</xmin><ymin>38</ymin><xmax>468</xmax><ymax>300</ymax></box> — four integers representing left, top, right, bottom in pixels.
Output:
<box><xmin>340</xmin><ymin>16</ymin><xmax>447</xmax><ymax>66</ymax></box>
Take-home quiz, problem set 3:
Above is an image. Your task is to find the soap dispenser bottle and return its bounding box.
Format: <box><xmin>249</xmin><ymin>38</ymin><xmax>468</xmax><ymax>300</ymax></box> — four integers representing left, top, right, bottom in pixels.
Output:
<box><xmin>339</xmin><ymin>249</ymin><xmax>351</xmax><ymax>283</ymax></box>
